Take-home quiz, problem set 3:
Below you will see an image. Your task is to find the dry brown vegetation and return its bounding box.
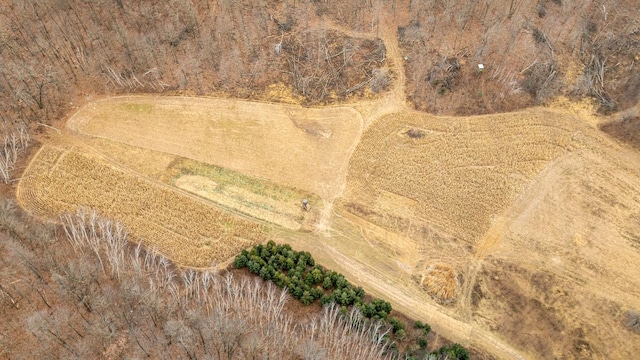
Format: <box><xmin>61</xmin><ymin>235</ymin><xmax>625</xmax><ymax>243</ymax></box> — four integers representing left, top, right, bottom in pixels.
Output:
<box><xmin>341</xmin><ymin>106</ymin><xmax>640</xmax><ymax>358</ymax></box>
<box><xmin>344</xmin><ymin>109</ymin><xmax>595</xmax><ymax>244</ymax></box>
<box><xmin>0</xmin><ymin>0</ymin><xmax>391</xmax><ymax>133</ymax></box>
<box><xmin>0</xmin><ymin>202</ymin><xmax>398</xmax><ymax>359</ymax></box>
<box><xmin>67</xmin><ymin>96</ymin><xmax>362</xmax><ymax>197</ymax></box>
<box><xmin>17</xmin><ymin>145</ymin><xmax>267</xmax><ymax>268</ymax></box>
<box><xmin>398</xmin><ymin>0</ymin><xmax>640</xmax><ymax>115</ymax></box>
<box><xmin>421</xmin><ymin>264</ymin><xmax>458</xmax><ymax>305</ymax></box>
<box><xmin>3</xmin><ymin>0</ymin><xmax>640</xmax><ymax>359</ymax></box>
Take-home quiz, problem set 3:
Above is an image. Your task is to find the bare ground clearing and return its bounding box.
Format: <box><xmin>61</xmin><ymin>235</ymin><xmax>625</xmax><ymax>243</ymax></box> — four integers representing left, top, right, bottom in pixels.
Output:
<box><xmin>20</xmin><ymin>93</ymin><xmax>640</xmax><ymax>359</ymax></box>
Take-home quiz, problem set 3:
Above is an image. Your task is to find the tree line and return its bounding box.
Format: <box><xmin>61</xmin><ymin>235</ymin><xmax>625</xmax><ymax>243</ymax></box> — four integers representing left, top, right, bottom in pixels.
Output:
<box><xmin>233</xmin><ymin>241</ymin><xmax>469</xmax><ymax>359</ymax></box>
<box><xmin>0</xmin><ymin>202</ymin><xmax>470</xmax><ymax>359</ymax></box>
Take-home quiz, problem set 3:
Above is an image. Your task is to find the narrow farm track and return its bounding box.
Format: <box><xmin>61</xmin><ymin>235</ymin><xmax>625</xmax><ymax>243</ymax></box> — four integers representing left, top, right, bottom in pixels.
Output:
<box><xmin>295</xmin><ymin>27</ymin><xmax>521</xmax><ymax>355</ymax></box>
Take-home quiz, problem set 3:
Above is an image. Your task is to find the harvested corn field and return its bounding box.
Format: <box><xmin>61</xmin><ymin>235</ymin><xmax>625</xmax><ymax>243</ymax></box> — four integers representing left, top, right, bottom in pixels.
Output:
<box><xmin>67</xmin><ymin>96</ymin><xmax>363</xmax><ymax>197</ymax></box>
<box><xmin>15</xmin><ymin>93</ymin><xmax>640</xmax><ymax>360</ymax></box>
<box><xmin>17</xmin><ymin>145</ymin><xmax>268</xmax><ymax>268</ymax></box>
<box><xmin>344</xmin><ymin>109</ymin><xmax>596</xmax><ymax>243</ymax></box>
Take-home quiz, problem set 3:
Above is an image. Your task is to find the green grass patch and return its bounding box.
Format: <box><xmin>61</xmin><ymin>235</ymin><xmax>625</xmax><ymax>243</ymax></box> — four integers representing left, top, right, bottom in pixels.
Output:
<box><xmin>168</xmin><ymin>157</ymin><xmax>318</xmax><ymax>204</ymax></box>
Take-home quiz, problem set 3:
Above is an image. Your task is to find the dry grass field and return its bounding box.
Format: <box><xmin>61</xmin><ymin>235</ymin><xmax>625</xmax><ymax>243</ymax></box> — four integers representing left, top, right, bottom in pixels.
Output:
<box><xmin>17</xmin><ymin>145</ymin><xmax>268</xmax><ymax>268</ymax></box>
<box><xmin>344</xmin><ymin>109</ymin><xmax>595</xmax><ymax>244</ymax></box>
<box><xmin>16</xmin><ymin>91</ymin><xmax>640</xmax><ymax>358</ymax></box>
<box><xmin>167</xmin><ymin>158</ymin><xmax>319</xmax><ymax>230</ymax></box>
<box><xmin>340</xmin><ymin>107</ymin><xmax>640</xmax><ymax>358</ymax></box>
<box><xmin>67</xmin><ymin>96</ymin><xmax>363</xmax><ymax>198</ymax></box>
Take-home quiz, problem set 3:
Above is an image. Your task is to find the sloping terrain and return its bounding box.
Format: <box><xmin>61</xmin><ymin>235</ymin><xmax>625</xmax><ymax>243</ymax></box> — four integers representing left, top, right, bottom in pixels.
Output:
<box><xmin>17</xmin><ymin>144</ymin><xmax>268</xmax><ymax>268</ymax></box>
<box><xmin>14</xmin><ymin>14</ymin><xmax>640</xmax><ymax>360</ymax></box>
<box><xmin>5</xmin><ymin>1</ymin><xmax>640</xmax><ymax>359</ymax></box>
<box><xmin>19</xmin><ymin>93</ymin><xmax>640</xmax><ymax>359</ymax></box>
<box><xmin>471</xmin><ymin>147</ymin><xmax>640</xmax><ymax>358</ymax></box>
<box><xmin>344</xmin><ymin>109</ymin><xmax>594</xmax><ymax>244</ymax></box>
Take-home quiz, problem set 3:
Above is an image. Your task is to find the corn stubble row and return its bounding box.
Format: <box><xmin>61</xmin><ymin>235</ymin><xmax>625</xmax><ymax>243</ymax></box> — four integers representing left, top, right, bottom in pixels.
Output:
<box><xmin>346</xmin><ymin>111</ymin><xmax>592</xmax><ymax>243</ymax></box>
<box><xmin>19</xmin><ymin>146</ymin><xmax>268</xmax><ymax>267</ymax></box>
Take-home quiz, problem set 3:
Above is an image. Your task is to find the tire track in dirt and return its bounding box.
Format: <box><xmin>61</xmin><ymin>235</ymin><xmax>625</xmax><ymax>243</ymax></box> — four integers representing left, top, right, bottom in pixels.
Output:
<box><xmin>458</xmin><ymin>152</ymin><xmax>588</xmax><ymax>315</ymax></box>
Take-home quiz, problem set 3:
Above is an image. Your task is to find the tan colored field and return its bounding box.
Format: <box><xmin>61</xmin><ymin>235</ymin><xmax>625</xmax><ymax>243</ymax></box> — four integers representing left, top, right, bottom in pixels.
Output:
<box><xmin>17</xmin><ymin>145</ymin><xmax>268</xmax><ymax>268</ymax></box>
<box><xmin>338</xmin><ymin>107</ymin><xmax>640</xmax><ymax>358</ymax></box>
<box><xmin>19</xmin><ymin>93</ymin><xmax>640</xmax><ymax>359</ymax></box>
<box><xmin>67</xmin><ymin>96</ymin><xmax>363</xmax><ymax>197</ymax></box>
<box><xmin>344</xmin><ymin>109</ymin><xmax>596</xmax><ymax>244</ymax></box>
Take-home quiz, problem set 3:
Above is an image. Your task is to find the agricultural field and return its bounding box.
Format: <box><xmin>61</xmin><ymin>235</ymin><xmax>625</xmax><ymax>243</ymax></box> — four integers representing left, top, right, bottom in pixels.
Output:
<box><xmin>344</xmin><ymin>109</ymin><xmax>596</xmax><ymax>244</ymax></box>
<box><xmin>6</xmin><ymin>1</ymin><xmax>640</xmax><ymax>359</ymax></box>
<box><xmin>164</xmin><ymin>158</ymin><xmax>320</xmax><ymax>231</ymax></box>
<box><xmin>341</xmin><ymin>107</ymin><xmax>640</xmax><ymax>358</ymax></box>
<box><xmin>17</xmin><ymin>145</ymin><xmax>268</xmax><ymax>268</ymax></box>
<box><xmin>16</xmin><ymin>92</ymin><xmax>640</xmax><ymax>359</ymax></box>
<box><xmin>67</xmin><ymin>96</ymin><xmax>363</xmax><ymax>197</ymax></box>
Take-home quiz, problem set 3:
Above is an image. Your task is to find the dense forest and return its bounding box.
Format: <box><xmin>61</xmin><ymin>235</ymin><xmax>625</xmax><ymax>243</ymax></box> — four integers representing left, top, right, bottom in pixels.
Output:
<box><xmin>1</xmin><ymin>0</ymin><xmax>638</xmax><ymax>131</ymax></box>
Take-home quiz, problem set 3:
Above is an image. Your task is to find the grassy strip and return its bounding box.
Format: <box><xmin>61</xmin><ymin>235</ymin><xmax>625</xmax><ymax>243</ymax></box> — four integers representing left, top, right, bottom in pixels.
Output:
<box><xmin>168</xmin><ymin>158</ymin><xmax>318</xmax><ymax>203</ymax></box>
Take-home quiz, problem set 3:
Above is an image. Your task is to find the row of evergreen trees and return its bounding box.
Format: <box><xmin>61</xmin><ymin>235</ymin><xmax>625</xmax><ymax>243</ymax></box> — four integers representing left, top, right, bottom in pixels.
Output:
<box><xmin>234</xmin><ymin>241</ymin><xmax>392</xmax><ymax>319</ymax></box>
<box><xmin>233</xmin><ymin>241</ymin><xmax>469</xmax><ymax>360</ymax></box>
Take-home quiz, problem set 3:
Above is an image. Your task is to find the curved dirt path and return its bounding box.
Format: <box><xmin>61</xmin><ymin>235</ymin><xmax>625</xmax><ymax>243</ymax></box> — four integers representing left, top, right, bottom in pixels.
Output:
<box><xmin>282</xmin><ymin>226</ymin><xmax>529</xmax><ymax>360</ymax></box>
<box><xmin>328</xmin><ymin>248</ymin><xmax>528</xmax><ymax>360</ymax></box>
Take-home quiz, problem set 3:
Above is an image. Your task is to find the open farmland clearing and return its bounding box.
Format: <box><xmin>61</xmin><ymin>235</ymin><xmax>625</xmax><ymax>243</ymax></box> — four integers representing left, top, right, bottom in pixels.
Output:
<box><xmin>17</xmin><ymin>145</ymin><xmax>268</xmax><ymax>268</ymax></box>
<box><xmin>344</xmin><ymin>109</ymin><xmax>596</xmax><ymax>244</ymax></box>
<box><xmin>16</xmin><ymin>89</ymin><xmax>640</xmax><ymax>359</ymax></box>
<box><xmin>67</xmin><ymin>96</ymin><xmax>363</xmax><ymax>197</ymax></box>
<box><xmin>339</xmin><ymin>106</ymin><xmax>640</xmax><ymax>358</ymax></box>
<box><xmin>57</xmin><ymin>136</ymin><xmax>315</xmax><ymax>230</ymax></box>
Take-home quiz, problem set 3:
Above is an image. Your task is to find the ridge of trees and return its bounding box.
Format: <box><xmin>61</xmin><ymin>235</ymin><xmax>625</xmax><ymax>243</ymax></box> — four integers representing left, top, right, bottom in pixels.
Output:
<box><xmin>234</xmin><ymin>241</ymin><xmax>392</xmax><ymax>318</ymax></box>
<box><xmin>233</xmin><ymin>241</ymin><xmax>469</xmax><ymax>360</ymax></box>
